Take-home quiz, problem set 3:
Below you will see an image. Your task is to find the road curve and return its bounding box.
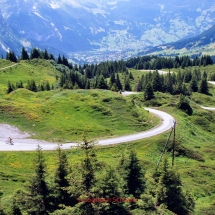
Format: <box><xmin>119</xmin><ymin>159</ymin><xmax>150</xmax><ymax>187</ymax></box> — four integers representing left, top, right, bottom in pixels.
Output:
<box><xmin>201</xmin><ymin>106</ymin><xmax>215</xmax><ymax>111</ymax></box>
<box><xmin>0</xmin><ymin>108</ymin><xmax>175</xmax><ymax>151</ymax></box>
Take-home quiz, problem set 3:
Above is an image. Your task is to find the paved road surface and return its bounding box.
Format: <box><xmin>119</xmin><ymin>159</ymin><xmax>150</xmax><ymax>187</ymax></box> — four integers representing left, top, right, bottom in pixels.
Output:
<box><xmin>0</xmin><ymin>108</ymin><xmax>175</xmax><ymax>151</ymax></box>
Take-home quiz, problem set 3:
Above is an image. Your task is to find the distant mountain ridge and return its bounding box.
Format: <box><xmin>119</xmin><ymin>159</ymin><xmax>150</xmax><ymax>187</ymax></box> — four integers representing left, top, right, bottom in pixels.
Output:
<box><xmin>1</xmin><ymin>0</ymin><xmax>215</xmax><ymax>62</ymax></box>
<box><xmin>144</xmin><ymin>23</ymin><xmax>215</xmax><ymax>57</ymax></box>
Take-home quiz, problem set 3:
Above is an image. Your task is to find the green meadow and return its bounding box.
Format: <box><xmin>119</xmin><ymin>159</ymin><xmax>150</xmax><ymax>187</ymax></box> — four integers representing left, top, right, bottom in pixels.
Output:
<box><xmin>1</xmin><ymin>59</ymin><xmax>215</xmax><ymax>214</ymax></box>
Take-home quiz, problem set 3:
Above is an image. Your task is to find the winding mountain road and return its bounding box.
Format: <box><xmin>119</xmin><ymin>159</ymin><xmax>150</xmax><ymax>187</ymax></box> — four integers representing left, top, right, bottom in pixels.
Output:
<box><xmin>0</xmin><ymin>108</ymin><xmax>175</xmax><ymax>151</ymax></box>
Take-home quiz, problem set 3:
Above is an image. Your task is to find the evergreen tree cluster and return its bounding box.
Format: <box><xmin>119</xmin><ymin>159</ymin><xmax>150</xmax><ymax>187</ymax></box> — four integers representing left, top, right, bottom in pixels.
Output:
<box><xmin>126</xmin><ymin>55</ymin><xmax>213</xmax><ymax>70</ymax></box>
<box><xmin>58</xmin><ymin>60</ymin><xmax>128</xmax><ymax>91</ymax></box>
<box><xmin>7</xmin><ymin>80</ymin><xmax>52</xmax><ymax>94</ymax></box>
<box><xmin>3</xmin><ymin>141</ymin><xmax>194</xmax><ymax>215</ymax></box>
<box><xmin>5</xmin><ymin>47</ymin><xmax>69</xmax><ymax>68</ymax></box>
<box><xmin>137</xmin><ymin>68</ymin><xmax>209</xmax><ymax>101</ymax></box>
<box><xmin>6</xmin><ymin>51</ymin><xmax>17</xmax><ymax>63</ymax></box>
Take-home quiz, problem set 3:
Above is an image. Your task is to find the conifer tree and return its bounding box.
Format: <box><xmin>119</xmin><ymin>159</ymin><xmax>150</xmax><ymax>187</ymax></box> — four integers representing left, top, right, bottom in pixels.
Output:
<box><xmin>124</xmin><ymin>77</ymin><xmax>131</xmax><ymax>91</ymax></box>
<box><xmin>6</xmin><ymin>51</ymin><xmax>17</xmax><ymax>62</ymax></box>
<box><xmin>26</xmin><ymin>80</ymin><xmax>37</xmax><ymax>92</ymax></box>
<box><xmin>175</xmin><ymin>80</ymin><xmax>183</xmax><ymax>95</ymax></box>
<box><xmin>85</xmin><ymin>79</ymin><xmax>91</xmax><ymax>89</ymax></box>
<box><xmin>129</xmin><ymin>72</ymin><xmax>134</xmax><ymax>80</ymax></box>
<box><xmin>152</xmin><ymin>70</ymin><xmax>162</xmax><ymax>92</ymax></box>
<box><xmin>190</xmin><ymin>76</ymin><xmax>198</xmax><ymax>92</ymax></box>
<box><xmin>165</xmin><ymin>72</ymin><xmax>173</xmax><ymax>94</ymax></box>
<box><xmin>71</xmin><ymin>134</ymin><xmax>100</xmax><ymax>215</ymax></box>
<box><xmin>7</xmin><ymin>81</ymin><xmax>14</xmax><ymax>94</ymax></box>
<box><xmin>50</xmin><ymin>146</ymin><xmax>77</xmax><ymax>211</ymax></box>
<box><xmin>24</xmin><ymin>145</ymin><xmax>50</xmax><ymax>214</ymax></box>
<box><xmin>124</xmin><ymin>151</ymin><xmax>145</xmax><ymax>198</ymax></box>
<box><xmin>199</xmin><ymin>78</ymin><xmax>209</xmax><ymax>94</ymax></box>
<box><xmin>135</xmin><ymin>79</ymin><xmax>142</xmax><ymax>92</ymax></box>
<box><xmin>144</xmin><ymin>82</ymin><xmax>154</xmax><ymax>100</ymax></box>
<box><xmin>30</xmin><ymin>48</ymin><xmax>41</xmax><ymax>59</ymax></box>
<box><xmin>49</xmin><ymin>53</ymin><xmax>55</xmax><ymax>61</ymax></box>
<box><xmin>95</xmin><ymin>167</ymin><xmax>130</xmax><ymax>215</ymax></box>
<box><xmin>21</xmin><ymin>47</ymin><xmax>29</xmax><ymax>60</ymax></box>
<box><xmin>57</xmin><ymin>55</ymin><xmax>62</xmax><ymax>64</ymax></box>
<box><xmin>96</xmin><ymin>75</ymin><xmax>108</xmax><ymax>89</ymax></box>
<box><xmin>43</xmin><ymin>49</ymin><xmax>49</xmax><ymax>60</ymax></box>
<box><xmin>115</xmin><ymin>73</ymin><xmax>122</xmax><ymax>90</ymax></box>
<box><xmin>155</xmin><ymin>156</ymin><xmax>194</xmax><ymax>215</ymax></box>
<box><xmin>45</xmin><ymin>81</ymin><xmax>51</xmax><ymax>91</ymax></box>
<box><xmin>109</xmin><ymin>73</ymin><xmax>115</xmax><ymax>89</ymax></box>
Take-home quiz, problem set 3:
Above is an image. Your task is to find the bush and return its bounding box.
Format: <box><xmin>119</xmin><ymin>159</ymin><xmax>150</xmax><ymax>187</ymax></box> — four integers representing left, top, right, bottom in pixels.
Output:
<box><xmin>178</xmin><ymin>94</ymin><xmax>193</xmax><ymax>115</ymax></box>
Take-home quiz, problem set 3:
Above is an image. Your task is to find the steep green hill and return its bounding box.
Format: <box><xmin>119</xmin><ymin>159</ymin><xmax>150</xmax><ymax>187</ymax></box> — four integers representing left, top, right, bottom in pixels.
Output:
<box><xmin>0</xmin><ymin>58</ymin><xmax>60</xmax><ymax>95</ymax></box>
<box><xmin>0</xmin><ymin>59</ymin><xmax>158</xmax><ymax>141</ymax></box>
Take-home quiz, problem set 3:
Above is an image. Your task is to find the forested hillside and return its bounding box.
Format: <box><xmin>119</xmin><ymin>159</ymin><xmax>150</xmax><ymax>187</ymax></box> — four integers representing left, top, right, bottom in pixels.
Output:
<box><xmin>1</xmin><ymin>48</ymin><xmax>215</xmax><ymax>214</ymax></box>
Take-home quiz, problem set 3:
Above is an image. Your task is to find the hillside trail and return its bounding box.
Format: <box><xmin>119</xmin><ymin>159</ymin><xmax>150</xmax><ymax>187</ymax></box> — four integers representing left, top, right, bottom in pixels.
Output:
<box><xmin>0</xmin><ymin>63</ymin><xmax>17</xmax><ymax>71</ymax></box>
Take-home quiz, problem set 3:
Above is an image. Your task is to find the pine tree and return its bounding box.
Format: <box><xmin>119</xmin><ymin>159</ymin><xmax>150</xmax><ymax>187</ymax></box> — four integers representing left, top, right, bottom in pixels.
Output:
<box><xmin>21</xmin><ymin>47</ymin><xmax>29</xmax><ymax>60</ymax></box>
<box><xmin>155</xmin><ymin>156</ymin><xmax>194</xmax><ymax>215</ymax></box>
<box><xmin>50</xmin><ymin>146</ymin><xmax>77</xmax><ymax>211</ymax></box>
<box><xmin>165</xmin><ymin>72</ymin><xmax>173</xmax><ymax>94</ymax></box>
<box><xmin>109</xmin><ymin>73</ymin><xmax>115</xmax><ymax>89</ymax></box>
<box><xmin>178</xmin><ymin>94</ymin><xmax>193</xmax><ymax>115</ymax></box>
<box><xmin>45</xmin><ymin>81</ymin><xmax>51</xmax><ymax>91</ymax></box>
<box><xmin>85</xmin><ymin>79</ymin><xmax>91</xmax><ymax>89</ymax></box>
<box><xmin>49</xmin><ymin>53</ymin><xmax>55</xmax><ymax>61</ymax></box>
<box><xmin>30</xmin><ymin>48</ymin><xmax>41</xmax><ymax>59</ymax></box>
<box><xmin>135</xmin><ymin>79</ymin><xmax>142</xmax><ymax>92</ymax></box>
<box><xmin>57</xmin><ymin>55</ymin><xmax>62</xmax><ymax>64</ymax></box>
<box><xmin>124</xmin><ymin>77</ymin><xmax>131</xmax><ymax>91</ymax></box>
<box><xmin>190</xmin><ymin>76</ymin><xmax>198</xmax><ymax>92</ymax></box>
<box><xmin>144</xmin><ymin>82</ymin><xmax>154</xmax><ymax>100</ymax></box>
<box><xmin>124</xmin><ymin>151</ymin><xmax>145</xmax><ymax>198</ymax></box>
<box><xmin>7</xmin><ymin>81</ymin><xmax>14</xmax><ymax>94</ymax></box>
<box><xmin>6</xmin><ymin>51</ymin><xmax>17</xmax><ymax>62</ymax></box>
<box><xmin>71</xmin><ymin>134</ymin><xmax>100</xmax><ymax>215</ymax></box>
<box><xmin>175</xmin><ymin>80</ymin><xmax>183</xmax><ymax>95</ymax></box>
<box><xmin>199</xmin><ymin>78</ymin><xmax>209</xmax><ymax>94</ymax></box>
<box><xmin>95</xmin><ymin>167</ymin><xmax>130</xmax><ymax>215</ymax></box>
<box><xmin>115</xmin><ymin>73</ymin><xmax>122</xmax><ymax>90</ymax></box>
<box><xmin>26</xmin><ymin>80</ymin><xmax>37</xmax><ymax>92</ymax></box>
<box><xmin>24</xmin><ymin>145</ymin><xmax>50</xmax><ymax>214</ymax></box>
<box><xmin>43</xmin><ymin>49</ymin><xmax>49</xmax><ymax>60</ymax></box>
<box><xmin>129</xmin><ymin>72</ymin><xmax>134</xmax><ymax>80</ymax></box>
<box><xmin>152</xmin><ymin>70</ymin><xmax>162</xmax><ymax>92</ymax></box>
<box><xmin>96</xmin><ymin>75</ymin><xmax>108</xmax><ymax>89</ymax></box>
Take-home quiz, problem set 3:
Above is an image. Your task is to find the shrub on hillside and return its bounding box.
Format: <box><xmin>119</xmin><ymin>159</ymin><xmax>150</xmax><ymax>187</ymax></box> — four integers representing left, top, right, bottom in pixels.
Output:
<box><xmin>178</xmin><ymin>94</ymin><xmax>193</xmax><ymax>115</ymax></box>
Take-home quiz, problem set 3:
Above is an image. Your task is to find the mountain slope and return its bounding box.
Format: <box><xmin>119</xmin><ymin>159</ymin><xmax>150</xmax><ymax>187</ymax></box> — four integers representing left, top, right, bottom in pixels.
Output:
<box><xmin>1</xmin><ymin>0</ymin><xmax>215</xmax><ymax>62</ymax></box>
<box><xmin>145</xmin><ymin>23</ymin><xmax>215</xmax><ymax>57</ymax></box>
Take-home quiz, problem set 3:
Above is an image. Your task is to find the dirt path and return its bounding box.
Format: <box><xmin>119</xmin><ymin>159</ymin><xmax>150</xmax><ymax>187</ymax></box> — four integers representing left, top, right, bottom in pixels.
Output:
<box><xmin>0</xmin><ymin>64</ymin><xmax>17</xmax><ymax>71</ymax></box>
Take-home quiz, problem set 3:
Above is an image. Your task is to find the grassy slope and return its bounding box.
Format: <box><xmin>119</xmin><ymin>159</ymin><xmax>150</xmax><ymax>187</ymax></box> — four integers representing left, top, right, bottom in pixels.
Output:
<box><xmin>1</xmin><ymin>92</ymin><xmax>215</xmax><ymax>214</ymax></box>
<box><xmin>0</xmin><ymin>58</ymin><xmax>59</xmax><ymax>95</ymax></box>
<box><xmin>0</xmin><ymin>59</ymin><xmax>159</xmax><ymax>142</ymax></box>
<box><xmin>1</xmin><ymin>61</ymin><xmax>215</xmax><ymax>213</ymax></box>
